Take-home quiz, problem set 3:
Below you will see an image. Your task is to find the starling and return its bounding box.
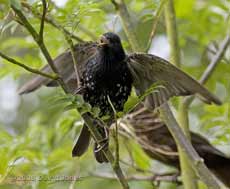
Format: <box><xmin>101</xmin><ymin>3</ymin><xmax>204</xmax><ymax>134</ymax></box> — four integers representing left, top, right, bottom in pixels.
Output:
<box><xmin>18</xmin><ymin>32</ymin><xmax>221</xmax><ymax>163</ymax></box>
<box><xmin>124</xmin><ymin>104</ymin><xmax>230</xmax><ymax>187</ymax></box>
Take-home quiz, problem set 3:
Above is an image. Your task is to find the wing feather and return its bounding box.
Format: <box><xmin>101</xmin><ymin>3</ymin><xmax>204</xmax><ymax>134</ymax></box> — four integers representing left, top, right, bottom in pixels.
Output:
<box><xmin>127</xmin><ymin>53</ymin><xmax>221</xmax><ymax>109</ymax></box>
<box><xmin>18</xmin><ymin>42</ymin><xmax>97</xmax><ymax>94</ymax></box>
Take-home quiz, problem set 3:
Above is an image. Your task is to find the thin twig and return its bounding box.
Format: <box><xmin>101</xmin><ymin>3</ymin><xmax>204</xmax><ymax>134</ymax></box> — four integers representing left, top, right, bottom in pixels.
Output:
<box><xmin>111</xmin><ymin>0</ymin><xmax>142</xmax><ymax>52</ymax></box>
<box><xmin>0</xmin><ymin>51</ymin><xmax>58</xmax><ymax>80</ymax></box>
<box><xmin>111</xmin><ymin>0</ymin><xmax>222</xmax><ymax>188</ymax></box>
<box><xmin>119</xmin><ymin>118</ymin><xmax>179</xmax><ymax>157</ymax></box>
<box><xmin>91</xmin><ymin>172</ymin><xmax>180</xmax><ymax>183</ymax></box>
<box><xmin>200</xmin><ymin>36</ymin><xmax>230</xmax><ymax>84</ymax></box>
<box><xmin>22</xmin><ymin>2</ymin><xmax>84</xmax><ymax>42</ymax></box>
<box><xmin>82</xmin><ymin>114</ymin><xmax>129</xmax><ymax>189</ymax></box>
<box><xmin>164</xmin><ymin>1</ymin><xmax>197</xmax><ymax>188</ymax></box>
<box><xmin>183</xmin><ymin>35</ymin><xmax>230</xmax><ymax>107</ymax></box>
<box><xmin>76</xmin><ymin>25</ymin><xmax>98</xmax><ymax>41</ymax></box>
<box><xmin>114</xmin><ymin>113</ymin><xmax>119</xmax><ymax>169</ymax></box>
<box><xmin>64</xmin><ymin>34</ymin><xmax>81</xmax><ymax>87</ymax></box>
<box><xmin>107</xmin><ymin>96</ymin><xmax>120</xmax><ymax>170</ymax></box>
<box><xmin>10</xmin><ymin>4</ymin><xmax>129</xmax><ymax>189</ymax></box>
<box><xmin>120</xmin><ymin>160</ymin><xmax>154</xmax><ymax>174</ymax></box>
<box><xmin>164</xmin><ymin>0</ymin><xmax>181</xmax><ymax>67</ymax></box>
<box><xmin>49</xmin><ymin>1</ymin><xmax>97</xmax><ymax>40</ymax></box>
<box><xmin>39</xmin><ymin>0</ymin><xmax>47</xmax><ymax>41</ymax></box>
<box><xmin>146</xmin><ymin>0</ymin><xmax>168</xmax><ymax>52</ymax></box>
<box><xmin>11</xmin><ymin>5</ymin><xmax>69</xmax><ymax>93</ymax></box>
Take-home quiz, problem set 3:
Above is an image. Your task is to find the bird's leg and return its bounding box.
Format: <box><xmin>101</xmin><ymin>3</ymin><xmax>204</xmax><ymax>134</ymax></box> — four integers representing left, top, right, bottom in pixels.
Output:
<box><xmin>94</xmin><ymin>120</ymin><xmax>109</xmax><ymax>149</ymax></box>
<box><xmin>94</xmin><ymin>122</ymin><xmax>109</xmax><ymax>152</ymax></box>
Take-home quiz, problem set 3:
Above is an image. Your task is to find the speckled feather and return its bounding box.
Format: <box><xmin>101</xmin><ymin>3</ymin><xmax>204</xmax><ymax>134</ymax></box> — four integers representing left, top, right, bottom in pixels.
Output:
<box><xmin>82</xmin><ymin>55</ymin><xmax>132</xmax><ymax>115</ymax></box>
<box><xmin>18</xmin><ymin>32</ymin><xmax>221</xmax><ymax>163</ymax></box>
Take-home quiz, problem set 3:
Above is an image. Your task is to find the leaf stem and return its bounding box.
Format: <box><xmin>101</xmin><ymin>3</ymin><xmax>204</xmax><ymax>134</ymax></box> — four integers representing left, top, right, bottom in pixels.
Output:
<box><xmin>10</xmin><ymin>4</ymin><xmax>129</xmax><ymax>189</ymax></box>
<box><xmin>0</xmin><ymin>51</ymin><xmax>58</xmax><ymax>80</ymax></box>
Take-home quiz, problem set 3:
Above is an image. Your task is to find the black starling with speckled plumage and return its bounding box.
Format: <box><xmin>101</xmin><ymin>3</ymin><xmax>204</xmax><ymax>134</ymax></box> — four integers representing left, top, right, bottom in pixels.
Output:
<box><xmin>18</xmin><ymin>32</ymin><xmax>221</xmax><ymax>163</ymax></box>
<box><xmin>81</xmin><ymin>33</ymin><xmax>132</xmax><ymax>116</ymax></box>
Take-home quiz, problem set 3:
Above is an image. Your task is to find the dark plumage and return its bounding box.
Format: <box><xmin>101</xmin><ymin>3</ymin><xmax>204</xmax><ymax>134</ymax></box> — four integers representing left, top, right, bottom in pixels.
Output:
<box><xmin>124</xmin><ymin>104</ymin><xmax>230</xmax><ymax>187</ymax></box>
<box><xmin>18</xmin><ymin>32</ymin><xmax>221</xmax><ymax>163</ymax></box>
<box><xmin>81</xmin><ymin>33</ymin><xmax>132</xmax><ymax>115</ymax></box>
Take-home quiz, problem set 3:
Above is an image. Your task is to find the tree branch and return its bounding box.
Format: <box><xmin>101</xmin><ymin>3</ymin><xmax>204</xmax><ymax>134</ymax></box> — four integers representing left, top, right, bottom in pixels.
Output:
<box><xmin>111</xmin><ymin>0</ymin><xmax>142</xmax><ymax>52</ymax></box>
<box><xmin>11</xmin><ymin>5</ymin><xmax>69</xmax><ymax>93</ymax></box>
<box><xmin>22</xmin><ymin>2</ymin><xmax>84</xmax><ymax>43</ymax></box>
<box><xmin>0</xmin><ymin>51</ymin><xmax>58</xmax><ymax>80</ymax></box>
<box><xmin>39</xmin><ymin>0</ymin><xmax>47</xmax><ymax>41</ymax></box>
<box><xmin>183</xmin><ymin>35</ymin><xmax>230</xmax><ymax>108</ymax></box>
<box><xmin>10</xmin><ymin>4</ymin><xmax>129</xmax><ymax>189</ymax></box>
<box><xmin>146</xmin><ymin>0</ymin><xmax>168</xmax><ymax>52</ymax></box>
<box><xmin>81</xmin><ymin>114</ymin><xmax>129</xmax><ymax>189</ymax></box>
<box><xmin>78</xmin><ymin>25</ymin><xmax>97</xmax><ymax>41</ymax></box>
<box><xmin>159</xmin><ymin>103</ymin><xmax>221</xmax><ymax>189</ymax></box>
<box><xmin>64</xmin><ymin>35</ymin><xmax>129</xmax><ymax>189</ymax></box>
<box><xmin>90</xmin><ymin>172</ymin><xmax>180</xmax><ymax>184</ymax></box>
<box><xmin>111</xmin><ymin>0</ymin><xmax>221</xmax><ymax>188</ymax></box>
<box><xmin>164</xmin><ymin>0</ymin><xmax>180</xmax><ymax>67</ymax></box>
<box><xmin>200</xmin><ymin>36</ymin><xmax>230</xmax><ymax>83</ymax></box>
<box><xmin>120</xmin><ymin>160</ymin><xmax>154</xmax><ymax>174</ymax></box>
<box><xmin>164</xmin><ymin>1</ymin><xmax>197</xmax><ymax>188</ymax></box>
<box><xmin>63</xmin><ymin>33</ymin><xmax>81</xmax><ymax>87</ymax></box>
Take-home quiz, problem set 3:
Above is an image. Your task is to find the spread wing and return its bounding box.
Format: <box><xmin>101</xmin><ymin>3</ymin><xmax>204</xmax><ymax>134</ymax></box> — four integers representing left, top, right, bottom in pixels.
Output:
<box><xmin>127</xmin><ymin>53</ymin><xmax>221</xmax><ymax>109</ymax></box>
<box><xmin>18</xmin><ymin>42</ymin><xmax>98</xmax><ymax>94</ymax></box>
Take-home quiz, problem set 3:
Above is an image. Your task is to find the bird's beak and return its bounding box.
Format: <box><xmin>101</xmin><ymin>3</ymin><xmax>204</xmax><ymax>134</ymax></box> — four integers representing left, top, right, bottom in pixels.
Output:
<box><xmin>97</xmin><ymin>35</ymin><xmax>109</xmax><ymax>47</ymax></box>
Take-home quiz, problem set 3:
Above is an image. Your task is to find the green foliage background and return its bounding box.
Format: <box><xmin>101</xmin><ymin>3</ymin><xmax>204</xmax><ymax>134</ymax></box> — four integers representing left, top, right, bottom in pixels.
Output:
<box><xmin>0</xmin><ymin>0</ymin><xmax>229</xmax><ymax>189</ymax></box>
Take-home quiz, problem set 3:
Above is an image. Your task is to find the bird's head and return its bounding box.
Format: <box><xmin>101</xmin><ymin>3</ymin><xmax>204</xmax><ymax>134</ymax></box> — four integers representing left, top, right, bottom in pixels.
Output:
<box><xmin>98</xmin><ymin>32</ymin><xmax>125</xmax><ymax>61</ymax></box>
<box><xmin>98</xmin><ymin>32</ymin><xmax>122</xmax><ymax>47</ymax></box>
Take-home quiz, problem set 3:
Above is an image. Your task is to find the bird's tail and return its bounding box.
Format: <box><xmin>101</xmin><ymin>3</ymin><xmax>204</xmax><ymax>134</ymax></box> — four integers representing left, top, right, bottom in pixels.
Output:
<box><xmin>72</xmin><ymin>124</ymin><xmax>91</xmax><ymax>157</ymax></box>
<box><xmin>209</xmin><ymin>156</ymin><xmax>230</xmax><ymax>187</ymax></box>
<box><xmin>72</xmin><ymin>123</ymin><xmax>109</xmax><ymax>163</ymax></box>
<box><xmin>18</xmin><ymin>75</ymin><xmax>52</xmax><ymax>95</ymax></box>
<box><xmin>18</xmin><ymin>48</ymin><xmax>77</xmax><ymax>95</ymax></box>
<box><xmin>93</xmin><ymin>126</ymin><xmax>109</xmax><ymax>163</ymax></box>
<box><xmin>125</xmin><ymin>104</ymin><xmax>230</xmax><ymax>187</ymax></box>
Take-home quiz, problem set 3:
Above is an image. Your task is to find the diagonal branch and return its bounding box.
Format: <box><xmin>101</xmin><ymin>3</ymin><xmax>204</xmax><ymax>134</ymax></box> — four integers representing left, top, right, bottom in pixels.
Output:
<box><xmin>10</xmin><ymin>4</ymin><xmax>129</xmax><ymax>189</ymax></box>
<box><xmin>159</xmin><ymin>103</ymin><xmax>221</xmax><ymax>189</ymax></box>
<box><xmin>111</xmin><ymin>0</ymin><xmax>221</xmax><ymax>188</ymax></box>
<box><xmin>164</xmin><ymin>0</ymin><xmax>180</xmax><ymax>67</ymax></box>
<box><xmin>78</xmin><ymin>25</ymin><xmax>97</xmax><ymax>41</ymax></box>
<box><xmin>0</xmin><ymin>51</ymin><xmax>58</xmax><ymax>80</ymax></box>
<box><xmin>111</xmin><ymin>0</ymin><xmax>142</xmax><ymax>52</ymax></box>
<box><xmin>183</xmin><ymin>35</ymin><xmax>230</xmax><ymax>108</ymax></box>
<box><xmin>164</xmin><ymin>1</ymin><xmax>197</xmax><ymax>188</ymax></box>
<box><xmin>39</xmin><ymin>0</ymin><xmax>47</xmax><ymax>41</ymax></box>
<box><xmin>22</xmin><ymin>2</ymin><xmax>84</xmax><ymax>43</ymax></box>
<box><xmin>79</xmin><ymin>114</ymin><xmax>129</xmax><ymax>189</ymax></box>
<box><xmin>63</xmin><ymin>34</ymin><xmax>81</xmax><ymax>87</ymax></box>
<box><xmin>11</xmin><ymin>5</ymin><xmax>69</xmax><ymax>93</ymax></box>
<box><xmin>146</xmin><ymin>0</ymin><xmax>168</xmax><ymax>52</ymax></box>
<box><xmin>200</xmin><ymin>36</ymin><xmax>230</xmax><ymax>84</ymax></box>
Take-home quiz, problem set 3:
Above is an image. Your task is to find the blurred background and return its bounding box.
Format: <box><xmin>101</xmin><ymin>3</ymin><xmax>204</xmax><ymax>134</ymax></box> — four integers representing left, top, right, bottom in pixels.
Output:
<box><xmin>0</xmin><ymin>0</ymin><xmax>230</xmax><ymax>188</ymax></box>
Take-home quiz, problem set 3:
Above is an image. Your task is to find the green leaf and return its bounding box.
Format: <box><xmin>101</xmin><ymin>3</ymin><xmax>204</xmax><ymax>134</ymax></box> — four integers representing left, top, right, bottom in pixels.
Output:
<box><xmin>139</xmin><ymin>81</ymin><xmax>165</xmax><ymax>101</ymax></box>
<box><xmin>91</xmin><ymin>107</ymin><xmax>101</xmax><ymax>117</ymax></box>
<box><xmin>63</xmin><ymin>103</ymin><xmax>77</xmax><ymax>112</ymax></box>
<box><xmin>124</xmin><ymin>82</ymin><xmax>164</xmax><ymax>114</ymax></box>
<box><xmin>130</xmin><ymin>141</ymin><xmax>151</xmax><ymax>170</ymax></box>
